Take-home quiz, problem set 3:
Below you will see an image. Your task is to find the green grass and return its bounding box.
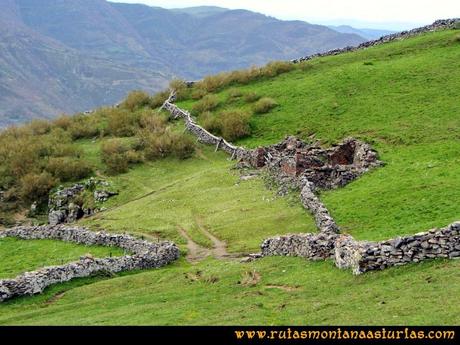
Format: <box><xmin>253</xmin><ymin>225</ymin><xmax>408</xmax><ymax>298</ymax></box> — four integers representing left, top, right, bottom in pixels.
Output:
<box><xmin>0</xmin><ymin>257</ymin><xmax>459</xmax><ymax>325</ymax></box>
<box><xmin>0</xmin><ymin>238</ymin><xmax>124</xmax><ymax>279</ymax></box>
<box><xmin>81</xmin><ymin>146</ymin><xmax>316</xmax><ymax>253</ymax></box>
<box><xmin>1</xmin><ymin>29</ymin><xmax>459</xmax><ymax>325</ymax></box>
<box><xmin>178</xmin><ymin>29</ymin><xmax>460</xmax><ymax>241</ymax></box>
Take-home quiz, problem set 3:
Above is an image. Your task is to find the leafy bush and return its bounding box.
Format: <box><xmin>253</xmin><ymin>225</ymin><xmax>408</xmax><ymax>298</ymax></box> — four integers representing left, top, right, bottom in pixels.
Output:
<box><xmin>46</xmin><ymin>157</ymin><xmax>93</xmax><ymax>182</ymax></box>
<box><xmin>121</xmin><ymin>90</ymin><xmax>151</xmax><ymax>111</ymax></box>
<box><xmin>68</xmin><ymin>113</ymin><xmax>101</xmax><ymax>140</ymax></box>
<box><xmin>27</xmin><ymin>119</ymin><xmax>52</xmax><ymax>136</ymax></box>
<box><xmin>218</xmin><ymin>110</ymin><xmax>252</xmax><ymax>141</ymax></box>
<box><xmin>19</xmin><ymin>172</ymin><xmax>57</xmax><ymax>203</ymax></box>
<box><xmin>228</xmin><ymin>66</ymin><xmax>262</xmax><ymax>85</ymax></box>
<box><xmin>139</xmin><ymin>110</ymin><xmax>168</xmax><ymax>132</ymax></box>
<box><xmin>196</xmin><ymin>73</ymin><xmax>228</xmax><ymax>93</ymax></box>
<box><xmin>244</xmin><ymin>92</ymin><xmax>261</xmax><ymax>103</ymax></box>
<box><xmin>227</xmin><ymin>88</ymin><xmax>243</xmax><ymax>102</ymax></box>
<box><xmin>191</xmin><ymin>88</ymin><xmax>208</xmax><ymax>100</ymax></box>
<box><xmin>105</xmin><ymin>107</ymin><xmax>141</xmax><ymax>137</ymax></box>
<box><xmin>150</xmin><ymin>90</ymin><xmax>171</xmax><ymax>108</ymax></box>
<box><xmin>53</xmin><ymin>115</ymin><xmax>73</xmax><ymax>130</ymax></box>
<box><xmin>169</xmin><ymin>79</ymin><xmax>189</xmax><ymax>100</ymax></box>
<box><xmin>192</xmin><ymin>94</ymin><xmax>220</xmax><ymax>114</ymax></box>
<box><xmin>253</xmin><ymin>97</ymin><xmax>278</xmax><ymax>114</ymax></box>
<box><xmin>200</xmin><ymin>112</ymin><xmax>221</xmax><ymax>134</ymax></box>
<box><xmin>170</xmin><ymin>132</ymin><xmax>195</xmax><ymax>159</ymax></box>
<box><xmin>101</xmin><ymin>139</ymin><xmax>131</xmax><ymax>175</ymax></box>
<box><xmin>261</xmin><ymin>61</ymin><xmax>295</xmax><ymax>77</ymax></box>
<box><xmin>137</xmin><ymin>128</ymin><xmax>195</xmax><ymax>161</ymax></box>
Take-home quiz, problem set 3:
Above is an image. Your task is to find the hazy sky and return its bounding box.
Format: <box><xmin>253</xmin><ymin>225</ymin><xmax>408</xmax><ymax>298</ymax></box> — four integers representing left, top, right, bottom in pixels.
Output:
<box><xmin>110</xmin><ymin>0</ymin><xmax>460</xmax><ymax>30</ymax></box>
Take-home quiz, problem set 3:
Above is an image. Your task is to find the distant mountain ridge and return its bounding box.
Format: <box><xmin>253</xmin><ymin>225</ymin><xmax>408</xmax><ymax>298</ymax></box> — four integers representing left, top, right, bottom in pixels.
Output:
<box><xmin>0</xmin><ymin>0</ymin><xmax>366</xmax><ymax>127</ymax></box>
<box><xmin>328</xmin><ymin>25</ymin><xmax>396</xmax><ymax>40</ymax></box>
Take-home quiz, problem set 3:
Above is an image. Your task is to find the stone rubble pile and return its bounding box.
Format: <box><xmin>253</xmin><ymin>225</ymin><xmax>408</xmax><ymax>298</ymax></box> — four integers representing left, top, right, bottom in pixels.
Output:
<box><xmin>48</xmin><ymin>178</ymin><xmax>118</xmax><ymax>225</ymax></box>
<box><xmin>248</xmin><ymin>136</ymin><xmax>382</xmax><ymax>191</ymax></box>
<box><xmin>292</xmin><ymin>19</ymin><xmax>460</xmax><ymax>64</ymax></box>
<box><xmin>0</xmin><ymin>225</ymin><xmax>180</xmax><ymax>302</ymax></box>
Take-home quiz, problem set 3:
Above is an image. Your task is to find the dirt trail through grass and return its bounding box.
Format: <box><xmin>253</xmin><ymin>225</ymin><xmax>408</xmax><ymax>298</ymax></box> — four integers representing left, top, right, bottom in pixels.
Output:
<box><xmin>179</xmin><ymin>223</ymin><xmax>242</xmax><ymax>262</ymax></box>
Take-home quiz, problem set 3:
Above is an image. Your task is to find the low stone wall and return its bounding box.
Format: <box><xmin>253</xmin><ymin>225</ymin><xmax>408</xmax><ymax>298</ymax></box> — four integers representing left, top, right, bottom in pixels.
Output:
<box><xmin>335</xmin><ymin>222</ymin><xmax>460</xmax><ymax>274</ymax></box>
<box><xmin>300</xmin><ymin>181</ymin><xmax>340</xmax><ymax>234</ymax></box>
<box><xmin>0</xmin><ymin>225</ymin><xmax>180</xmax><ymax>302</ymax></box>
<box><xmin>261</xmin><ymin>232</ymin><xmax>338</xmax><ymax>260</ymax></box>
<box><xmin>292</xmin><ymin>19</ymin><xmax>460</xmax><ymax>64</ymax></box>
<box><xmin>162</xmin><ymin>96</ymin><xmax>250</xmax><ymax>160</ymax></box>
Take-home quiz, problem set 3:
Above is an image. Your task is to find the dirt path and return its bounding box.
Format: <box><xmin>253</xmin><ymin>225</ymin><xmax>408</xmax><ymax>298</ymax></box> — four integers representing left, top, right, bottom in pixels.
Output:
<box><xmin>178</xmin><ymin>227</ymin><xmax>211</xmax><ymax>262</ymax></box>
<box><xmin>179</xmin><ymin>220</ymin><xmax>243</xmax><ymax>263</ymax></box>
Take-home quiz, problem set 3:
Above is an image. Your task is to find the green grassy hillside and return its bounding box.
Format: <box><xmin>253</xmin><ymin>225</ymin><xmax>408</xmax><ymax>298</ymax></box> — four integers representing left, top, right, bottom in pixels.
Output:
<box><xmin>0</xmin><ymin>28</ymin><xmax>459</xmax><ymax>325</ymax></box>
<box><xmin>178</xmin><ymin>29</ymin><xmax>460</xmax><ymax>241</ymax></box>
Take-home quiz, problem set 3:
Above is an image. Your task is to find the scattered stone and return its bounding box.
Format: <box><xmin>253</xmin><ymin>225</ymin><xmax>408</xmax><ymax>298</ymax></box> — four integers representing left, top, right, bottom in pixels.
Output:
<box><xmin>48</xmin><ymin>179</ymin><xmax>118</xmax><ymax>225</ymax></box>
<box><xmin>94</xmin><ymin>190</ymin><xmax>118</xmax><ymax>202</ymax></box>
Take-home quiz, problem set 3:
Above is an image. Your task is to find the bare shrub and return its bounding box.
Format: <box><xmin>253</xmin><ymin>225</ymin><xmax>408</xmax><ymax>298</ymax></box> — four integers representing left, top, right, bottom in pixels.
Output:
<box><xmin>253</xmin><ymin>97</ymin><xmax>278</xmax><ymax>114</ymax></box>
<box><xmin>192</xmin><ymin>94</ymin><xmax>220</xmax><ymax>114</ymax></box>
<box><xmin>19</xmin><ymin>172</ymin><xmax>57</xmax><ymax>203</ymax></box>
<box><xmin>244</xmin><ymin>92</ymin><xmax>261</xmax><ymax>103</ymax></box>
<box><xmin>121</xmin><ymin>90</ymin><xmax>151</xmax><ymax>111</ymax></box>
<box><xmin>46</xmin><ymin>157</ymin><xmax>93</xmax><ymax>182</ymax></box>
<box><xmin>218</xmin><ymin>110</ymin><xmax>252</xmax><ymax>141</ymax></box>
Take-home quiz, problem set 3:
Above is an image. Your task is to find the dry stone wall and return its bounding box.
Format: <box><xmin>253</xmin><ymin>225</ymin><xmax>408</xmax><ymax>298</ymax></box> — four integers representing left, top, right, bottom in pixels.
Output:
<box><xmin>335</xmin><ymin>222</ymin><xmax>460</xmax><ymax>274</ymax></box>
<box><xmin>0</xmin><ymin>225</ymin><xmax>179</xmax><ymax>302</ymax></box>
<box><xmin>292</xmin><ymin>19</ymin><xmax>460</xmax><ymax>64</ymax></box>
<box><xmin>162</xmin><ymin>94</ymin><xmax>250</xmax><ymax>160</ymax></box>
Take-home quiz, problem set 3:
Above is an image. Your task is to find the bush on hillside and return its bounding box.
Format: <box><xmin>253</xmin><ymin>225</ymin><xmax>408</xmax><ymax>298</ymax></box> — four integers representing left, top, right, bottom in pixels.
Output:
<box><xmin>139</xmin><ymin>110</ymin><xmax>168</xmax><ymax>132</ymax></box>
<box><xmin>244</xmin><ymin>92</ymin><xmax>261</xmax><ymax>103</ymax></box>
<box><xmin>150</xmin><ymin>90</ymin><xmax>171</xmax><ymax>108</ymax></box>
<box><xmin>253</xmin><ymin>97</ymin><xmax>278</xmax><ymax>114</ymax></box>
<box><xmin>227</xmin><ymin>88</ymin><xmax>243</xmax><ymax>102</ymax></box>
<box><xmin>218</xmin><ymin>110</ymin><xmax>252</xmax><ymax>142</ymax></box>
<box><xmin>169</xmin><ymin>79</ymin><xmax>189</xmax><ymax>100</ymax></box>
<box><xmin>196</xmin><ymin>73</ymin><xmax>229</xmax><ymax>93</ymax></box>
<box><xmin>261</xmin><ymin>61</ymin><xmax>295</xmax><ymax>77</ymax></box>
<box><xmin>53</xmin><ymin>115</ymin><xmax>73</xmax><ymax>131</ymax></box>
<box><xmin>228</xmin><ymin>66</ymin><xmax>262</xmax><ymax>85</ymax></box>
<box><xmin>19</xmin><ymin>172</ymin><xmax>57</xmax><ymax>204</ymax></box>
<box><xmin>105</xmin><ymin>107</ymin><xmax>141</xmax><ymax>137</ymax></box>
<box><xmin>200</xmin><ymin>111</ymin><xmax>221</xmax><ymax>134</ymax></box>
<box><xmin>121</xmin><ymin>90</ymin><xmax>151</xmax><ymax>111</ymax></box>
<box><xmin>46</xmin><ymin>157</ymin><xmax>93</xmax><ymax>182</ymax></box>
<box><xmin>68</xmin><ymin>113</ymin><xmax>102</xmax><ymax>140</ymax></box>
<box><xmin>27</xmin><ymin>119</ymin><xmax>52</xmax><ymax>136</ymax></box>
<box><xmin>192</xmin><ymin>94</ymin><xmax>220</xmax><ymax>114</ymax></box>
<box><xmin>101</xmin><ymin>139</ymin><xmax>137</xmax><ymax>175</ymax></box>
<box><xmin>137</xmin><ymin>128</ymin><xmax>195</xmax><ymax>161</ymax></box>
<box><xmin>191</xmin><ymin>88</ymin><xmax>208</xmax><ymax>100</ymax></box>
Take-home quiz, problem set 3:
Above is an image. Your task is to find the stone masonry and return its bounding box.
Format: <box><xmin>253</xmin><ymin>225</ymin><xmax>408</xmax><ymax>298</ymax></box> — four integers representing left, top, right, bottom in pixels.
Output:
<box><xmin>0</xmin><ymin>225</ymin><xmax>180</xmax><ymax>302</ymax></box>
<box><xmin>335</xmin><ymin>222</ymin><xmax>460</xmax><ymax>274</ymax></box>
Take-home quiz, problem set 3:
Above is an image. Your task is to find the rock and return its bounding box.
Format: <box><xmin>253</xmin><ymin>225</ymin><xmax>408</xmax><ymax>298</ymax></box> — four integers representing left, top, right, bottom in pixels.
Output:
<box><xmin>48</xmin><ymin>210</ymin><xmax>67</xmax><ymax>226</ymax></box>
<box><xmin>94</xmin><ymin>190</ymin><xmax>118</xmax><ymax>202</ymax></box>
